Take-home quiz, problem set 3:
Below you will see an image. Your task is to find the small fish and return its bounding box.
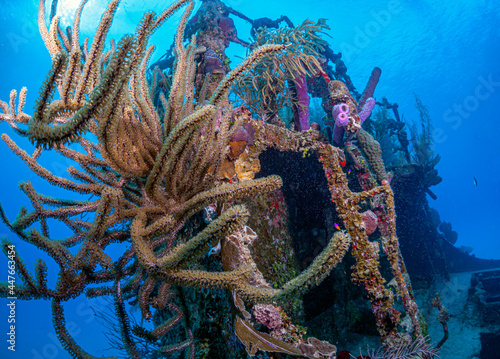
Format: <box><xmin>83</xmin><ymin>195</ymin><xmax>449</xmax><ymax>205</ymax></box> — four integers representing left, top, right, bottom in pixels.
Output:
<box><xmin>348</xmin><ymin>168</ymin><xmax>351</xmax><ymax>175</ymax></box>
<box><xmin>208</xmin><ymin>241</ymin><xmax>221</xmax><ymax>257</ymax></box>
<box><xmin>334</xmin><ymin>222</ymin><xmax>341</xmax><ymax>231</ymax></box>
<box><xmin>340</xmin><ymin>160</ymin><xmax>346</xmax><ymax>167</ymax></box>
<box><xmin>473</xmin><ymin>177</ymin><xmax>478</xmax><ymax>186</ymax></box>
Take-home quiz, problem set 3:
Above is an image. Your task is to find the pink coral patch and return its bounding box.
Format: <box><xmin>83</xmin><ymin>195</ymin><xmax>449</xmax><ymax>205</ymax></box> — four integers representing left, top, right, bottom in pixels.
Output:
<box><xmin>253</xmin><ymin>304</ymin><xmax>282</xmax><ymax>330</ymax></box>
<box><xmin>361</xmin><ymin>210</ymin><xmax>378</xmax><ymax>235</ymax></box>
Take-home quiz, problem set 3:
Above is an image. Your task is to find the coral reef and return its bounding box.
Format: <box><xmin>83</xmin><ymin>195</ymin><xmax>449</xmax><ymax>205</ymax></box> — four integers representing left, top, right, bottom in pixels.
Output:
<box><xmin>0</xmin><ymin>0</ymin><xmax>436</xmax><ymax>358</ymax></box>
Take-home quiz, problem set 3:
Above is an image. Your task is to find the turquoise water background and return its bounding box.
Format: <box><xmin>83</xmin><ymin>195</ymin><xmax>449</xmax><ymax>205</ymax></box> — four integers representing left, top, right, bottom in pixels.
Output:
<box><xmin>0</xmin><ymin>0</ymin><xmax>499</xmax><ymax>358</ymax></box>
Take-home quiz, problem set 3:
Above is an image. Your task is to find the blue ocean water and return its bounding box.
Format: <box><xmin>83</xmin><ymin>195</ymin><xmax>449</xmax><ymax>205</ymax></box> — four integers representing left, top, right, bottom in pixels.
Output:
<box><xmin>0</xmin><ymin>0</ymin><xmax>499</xmax><ymax>358</ymax></box>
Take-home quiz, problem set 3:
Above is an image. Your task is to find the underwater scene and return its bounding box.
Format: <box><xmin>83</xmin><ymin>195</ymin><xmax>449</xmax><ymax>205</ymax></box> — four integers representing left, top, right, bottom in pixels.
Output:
<box><xmin>0</xmin><ymin>0</ymin><xmax>499</xmax><ymax>358</ymax></box>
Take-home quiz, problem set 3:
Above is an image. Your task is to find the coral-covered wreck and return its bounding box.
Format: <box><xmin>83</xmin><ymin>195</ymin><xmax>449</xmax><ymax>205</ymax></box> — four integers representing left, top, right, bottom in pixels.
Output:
<box><xmin>2</xmin><ymin>0</ymin><xmax>499</xmax><ymax>358</ymax></box>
